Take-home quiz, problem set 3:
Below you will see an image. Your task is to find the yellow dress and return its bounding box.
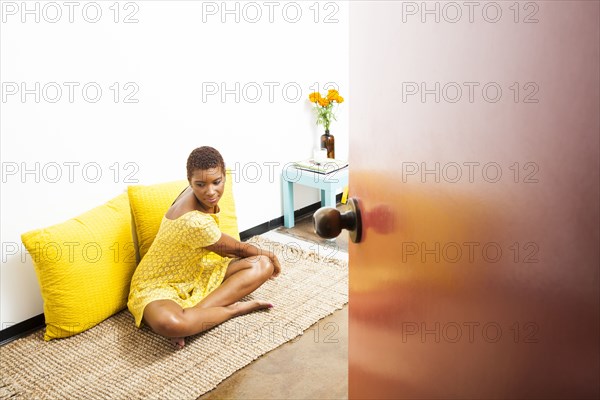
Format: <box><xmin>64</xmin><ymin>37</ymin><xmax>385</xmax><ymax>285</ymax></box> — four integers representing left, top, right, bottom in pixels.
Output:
<box><xmin>127</xmin><ymin>210</ymin><xmax>231</xmax><ymax>327</ymax></box>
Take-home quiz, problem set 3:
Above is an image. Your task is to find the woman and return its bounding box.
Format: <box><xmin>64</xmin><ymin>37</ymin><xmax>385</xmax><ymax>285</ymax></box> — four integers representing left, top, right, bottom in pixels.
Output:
<box><xmin>128</xmin><ymin>146</ymin><xmax>281</xmax><ymax>348</ymax></box>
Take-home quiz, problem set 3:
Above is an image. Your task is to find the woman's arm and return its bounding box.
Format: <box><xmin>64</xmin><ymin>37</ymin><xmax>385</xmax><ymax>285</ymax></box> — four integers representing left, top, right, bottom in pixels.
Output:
<box><xmin>205</xmin><ymin>233</ymin><xmax>281</xmax><ymax>277</ymax></box>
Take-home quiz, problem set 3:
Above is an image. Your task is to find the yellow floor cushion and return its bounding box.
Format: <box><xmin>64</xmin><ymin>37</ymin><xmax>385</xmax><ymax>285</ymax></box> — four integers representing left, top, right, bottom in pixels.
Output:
<box><xmin>127</xmin><ymin>169</ymin><xmax>239</xmax><ymax>260</ymax></box>
<box><xmin>21</xmin><ymin>193</ymin><xmax>136</xmax><ymax>341</ymax></box>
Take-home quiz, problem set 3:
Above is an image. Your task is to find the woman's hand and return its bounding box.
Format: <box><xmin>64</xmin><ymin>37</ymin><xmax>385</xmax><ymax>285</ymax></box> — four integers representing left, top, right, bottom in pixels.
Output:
<box><xmin>206</xmin><ymin>234</ymin><xmax>282</xmax><ymax>278</ymax></box>
<box><xmin>268</xmin><ymin>252</ymin><xmax>281</xmax><ymax>279</ymax></box>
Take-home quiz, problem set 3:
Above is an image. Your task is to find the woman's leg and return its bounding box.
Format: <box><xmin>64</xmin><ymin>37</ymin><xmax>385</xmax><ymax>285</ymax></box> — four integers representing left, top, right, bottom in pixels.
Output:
<box><xmin>196</xmin><ymin>254</ymin><xmax>275</xmax><ymax>309</ymax></box>
<box><xmin>142</xmin><ymin>255</ymin><xmax>274</xmax><ymax>348</ymax></box>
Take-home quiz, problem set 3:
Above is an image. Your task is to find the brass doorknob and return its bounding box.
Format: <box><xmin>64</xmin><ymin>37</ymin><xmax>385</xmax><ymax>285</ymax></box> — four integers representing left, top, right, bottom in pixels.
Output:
<box><xmin>313</xmin><ymin>197</ymin><xmax>362</xmax><ymax>243</ymax></box>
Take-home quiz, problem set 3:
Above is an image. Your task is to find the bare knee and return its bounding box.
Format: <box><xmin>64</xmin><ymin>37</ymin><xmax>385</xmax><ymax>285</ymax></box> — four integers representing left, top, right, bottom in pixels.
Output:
<box><xmin>146</xmin><ymin>310</ymin><xmax>187</xmax><ymax>337</ymax></box>
<box><xmin>251</xmin><ymin>255</ymin><xmax>274</xmax><ymax>281</ymax></box>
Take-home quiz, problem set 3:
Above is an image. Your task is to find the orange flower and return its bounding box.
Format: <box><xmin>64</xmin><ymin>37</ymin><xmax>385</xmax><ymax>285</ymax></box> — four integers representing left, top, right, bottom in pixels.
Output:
<box><xmin>308</xmin><ymin>92</ymin><xmax>322</xmax><ymax>103</ymax></box>
<box><xmin>308</xmin><ymin>88</ymin><xmax>344</xmax><ymax>131</ymax></box>
<box><xmin>318</xmin><ymin>97</ymin><xmax>330</xmax><ymax>107</ymax></box>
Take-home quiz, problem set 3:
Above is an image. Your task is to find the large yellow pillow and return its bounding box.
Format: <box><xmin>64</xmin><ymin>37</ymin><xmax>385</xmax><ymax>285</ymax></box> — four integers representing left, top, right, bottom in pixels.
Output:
<box><xmin>128</xmin><ymin>170</ymin><xmax>239</xmax><ymax>260</ymax></box>
<box><xmin>21</xmin><ymin>193</ymin><xmax>136</xmax><ymax>341</ymax></box>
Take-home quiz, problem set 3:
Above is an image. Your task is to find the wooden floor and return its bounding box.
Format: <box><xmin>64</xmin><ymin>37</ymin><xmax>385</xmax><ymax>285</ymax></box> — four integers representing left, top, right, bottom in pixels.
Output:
<box><xmin>276</xmin><ymin>212</ymin><xmax>349</xmax><ymax>253</ymax></box>
<box><xmin>199</xmin><ymin>213</ymin><xmax>349</xmax><ymax>400</ymax></box>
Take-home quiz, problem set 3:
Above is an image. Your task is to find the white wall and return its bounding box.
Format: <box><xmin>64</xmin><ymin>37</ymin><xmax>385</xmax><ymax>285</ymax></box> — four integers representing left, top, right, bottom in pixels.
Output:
<box><xmin>0</xmin><ymin>1</ymin><xmax>349</xmax><ymax>329</ymax></box>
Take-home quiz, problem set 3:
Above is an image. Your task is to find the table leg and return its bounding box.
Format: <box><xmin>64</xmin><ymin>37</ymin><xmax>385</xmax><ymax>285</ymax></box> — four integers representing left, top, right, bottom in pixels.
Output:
<box><xmin>282</xmin><ymin>179</ymin><xmax>295</xmax><ymax>228</ymax></box>
<box><xmin>323</xmin><ymin>188</ymin><xmax>337</xmax><ymax>208</ymax></box>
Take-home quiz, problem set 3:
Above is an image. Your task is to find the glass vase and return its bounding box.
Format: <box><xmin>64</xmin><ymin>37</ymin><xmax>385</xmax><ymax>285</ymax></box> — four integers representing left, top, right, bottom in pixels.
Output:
<box><xmin>320</xmin><ymin>130</ymin><xmax>335</xmax><ymax>159</ymax></box>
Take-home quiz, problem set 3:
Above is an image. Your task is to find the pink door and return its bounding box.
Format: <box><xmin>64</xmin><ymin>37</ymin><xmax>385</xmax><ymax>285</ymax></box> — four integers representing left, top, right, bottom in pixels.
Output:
<box><xmin>348</xmin><ymin>2</ymin><xmax>599</xmax><ymax>398</ymax></box>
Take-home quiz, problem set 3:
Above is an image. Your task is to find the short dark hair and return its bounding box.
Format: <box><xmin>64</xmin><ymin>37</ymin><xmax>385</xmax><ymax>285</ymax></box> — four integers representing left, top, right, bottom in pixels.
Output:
<box><xmin>186</xmin><ymin>146</ymin><xmax>225</xmax><ymax>180</ymax></box>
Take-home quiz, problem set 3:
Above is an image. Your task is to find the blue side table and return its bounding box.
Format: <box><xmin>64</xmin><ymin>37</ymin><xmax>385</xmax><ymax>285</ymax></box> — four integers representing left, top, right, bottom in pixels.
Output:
<box><xmin>281</xmin><ymin>164</ymin><xmax>349</xmax><ymax>228</ymax></box>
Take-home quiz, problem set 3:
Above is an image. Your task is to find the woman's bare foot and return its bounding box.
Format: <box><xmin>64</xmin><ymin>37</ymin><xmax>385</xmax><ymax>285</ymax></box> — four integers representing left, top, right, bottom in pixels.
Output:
<box><xmin>165</xmin><ymin>301</ymin><xmax>271</xmax><ymax>349</ymax></box>
<box><xmin>228</xmin><ymin>300</ymin><xmax>272</xmax><ymax>317</ymax></box>
<box><xmin>170</xmin><ymin>337</ymin><xmax>185</xmax><ymax>349</ymax></box>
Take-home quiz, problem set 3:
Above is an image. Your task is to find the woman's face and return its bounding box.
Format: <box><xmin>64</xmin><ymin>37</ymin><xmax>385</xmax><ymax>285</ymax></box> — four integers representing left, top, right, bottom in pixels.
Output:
<box><xmin>189</xmin><ymin>167</ymin><xmax>225</xmax><ymax>212</ymax></box>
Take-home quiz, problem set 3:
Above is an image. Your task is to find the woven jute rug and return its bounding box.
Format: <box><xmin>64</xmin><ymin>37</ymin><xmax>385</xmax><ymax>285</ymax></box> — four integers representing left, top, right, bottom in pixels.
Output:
<box><xmin>0</xmin><ymin>236</ymin><xmax>348</xmax><ymax>400</ymax></box>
